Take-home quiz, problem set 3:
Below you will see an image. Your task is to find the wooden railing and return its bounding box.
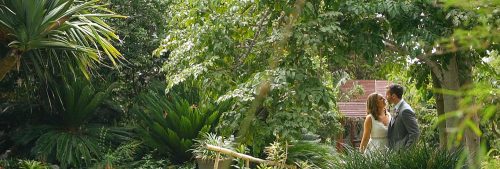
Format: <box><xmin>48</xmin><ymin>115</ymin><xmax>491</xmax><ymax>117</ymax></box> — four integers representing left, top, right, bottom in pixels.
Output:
<box><xmin>206</xmin><ymin>144</ymin><xmax>297</xmax><ymax>169</ymax></box>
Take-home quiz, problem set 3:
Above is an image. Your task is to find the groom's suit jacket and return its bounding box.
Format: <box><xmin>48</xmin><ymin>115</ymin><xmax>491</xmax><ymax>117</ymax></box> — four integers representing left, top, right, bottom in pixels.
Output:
<box><xmin>388</xmin><ymin>100</ymin><xmax>420</xmax><ymax>150</ymax></box>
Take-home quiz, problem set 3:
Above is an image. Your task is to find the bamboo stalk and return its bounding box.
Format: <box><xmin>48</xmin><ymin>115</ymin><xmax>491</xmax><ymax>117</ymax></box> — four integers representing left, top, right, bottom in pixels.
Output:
<box><xmin>206</xmin><ymin>144</ymin><xmax>297</xmax><ymax>169</ymax></box>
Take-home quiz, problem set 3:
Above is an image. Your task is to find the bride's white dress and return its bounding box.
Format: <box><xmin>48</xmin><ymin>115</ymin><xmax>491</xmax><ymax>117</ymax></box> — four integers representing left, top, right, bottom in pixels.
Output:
<box><xmin>364</xmin><ymin>114</ymin><xmax>391</xmax><ymax>154</ymax></box>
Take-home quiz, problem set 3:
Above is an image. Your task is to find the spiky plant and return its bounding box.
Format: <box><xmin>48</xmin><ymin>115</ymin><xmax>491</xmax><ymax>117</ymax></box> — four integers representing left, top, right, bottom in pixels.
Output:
<box><xmin>191</xmin><ymin>132</ymin><xmax>234</xmax><ymax>160</ymax></box>
<box><xmin>336</xmin><ymin>144</ymin><xmax>462</xmax><ymax>169</ymax></box>
<box><xmin>12</xmin><ymin>77</ymin><xmax>130</xmax><ymax>168</ymax></box>
<box><xmin>17</xmin><ymin>159</ymin><xmax>50</xmax><ymax>169</ymax></box>
<box><xmin>286</xmin><ymin>141</ymin><xmax>338</xmax><ymax>169</ymax></box>
<box><xmin>133</xmin><ymin>83</ymin><xmax>230</xmax><ymax>164</ymax></box>
<box><xmin>0</xmin><ymin>0</ymin><xmax>124</xmax><ymax>81</ymax></box>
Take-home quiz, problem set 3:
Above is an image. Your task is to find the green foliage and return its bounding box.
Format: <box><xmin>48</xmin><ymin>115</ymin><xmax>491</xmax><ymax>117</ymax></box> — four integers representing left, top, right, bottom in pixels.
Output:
<box><xmin>11</xmin><ymin>77</ymin><xmax>130</xmax><ymax>168</ymax></box>
<box><xmin>17</xmin><ymin>160</ymin><xmax>49</xmax><ymax>169</ymax></box>
<box><xmin>337</xmin><ymin>144</ymin><xmax>461</xmax><ymax>169</ymax></box>
<box><xmin>32</xmin><ymin>126</ymin><xmax>100</xmax><ymax>168</ymax></box>
<box><xmin>157</xmin><ymin>0</ymin><xmax>345</xmax><ymax>148</ymax></box>
<box><xmin>133</xmin><ymin>83</ymin><xmax>229</xmax><ymax>164</ymax></box>
<box><xmin>90</xmin><ymin>141</ymin><xmax>173</xmax><ymax>169</ymax></box>
<box><xmin>0</xmin><ymin>159</ymin><xmax>16</xmax><ymax>168</ymax></box>
<box><xmin>481</xmin><ymin>149</ymin><xmax>500</xmax><ymax>169</ymax></box>
<box><xmin>435</xmin><ymin>82</ymin><xmax>499</xmax><ymax>147</ymax></box>
<box><xmin>128</xmin><ymin>152</ymin><xmax>170</xmax><ymax>169</ymax></box>
<box><xmin>0</xmin><ymin>159</ymin><xmax>50</xmax><ymax>169</ymax></box>
<box><xmin>191</xmin><ymin>133</ymin><xmax>234</xmax><ymax>160</ymax></box>
<box><xmin>433</xmin><ymin>80</ymin><xmax>499</xmax><ymax>168</ymax></box>
<box><xmin>442</xmin><ymin>0</ymin><xmax>500</xmax><ymax>52</ymax></box>
<box><xmin>0</xmin><ymin>0</ymin><xmax>124</xmax><ymax>80</ymax></box>
<box><xmin>53</xmin><ymin>77</ymin><xmax>118</xmax><ymax>127</ymax></box>
<box><xmin>101</xmin><ymin>0</ymin><xmax>170</xmax><ymax>102</ymax></box>
<box><xmin>415</xmin><ymin>107</ymin><xmax>440</xmax><ymax>147</ymax></box>
<box><xmin>286</xmin><ymin>141</ymin><xmax>338</xmax><ymax>169</ymax></box>
<box><xmin>263</xmin><ymin>141</ymin><xmax>287</xmax><ymax>164</ymax></box>
<box><xmin>255</xmin><ymin>139</ymin><xmax>338</xmax><ymax>169</ymax></box>
<box><xmin>338</xmin><ymin>82</ymin><xmax>365</xmax><ymax>102</ymax></box>
<box><xmin>91</xmin><ymin>141</ymin><xmax>140</xmax><ymax>169</ymax></box>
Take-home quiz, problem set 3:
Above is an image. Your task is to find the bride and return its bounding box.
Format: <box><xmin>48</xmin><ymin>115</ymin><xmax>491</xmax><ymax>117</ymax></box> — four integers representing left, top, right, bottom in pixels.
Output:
<box><xmin>359</xmin><ymin>93</ymin><xmax>391</xmax><ymax>154</ymax></box>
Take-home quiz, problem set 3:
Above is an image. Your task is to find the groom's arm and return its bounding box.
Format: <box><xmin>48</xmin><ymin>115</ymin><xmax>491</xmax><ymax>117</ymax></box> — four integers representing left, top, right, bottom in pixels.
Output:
<box><xmin>401</xmin><ymin>109</ymin><xmax>420</xmax><ymax>147</ymax></box>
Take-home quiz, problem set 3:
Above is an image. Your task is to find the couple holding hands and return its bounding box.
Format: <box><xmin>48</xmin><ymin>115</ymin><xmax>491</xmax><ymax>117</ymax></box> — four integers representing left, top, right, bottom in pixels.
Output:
<box><xmin>359</xmin><ymin>84</ymin><xmax>420</xmax><ymax>154</ymax></box>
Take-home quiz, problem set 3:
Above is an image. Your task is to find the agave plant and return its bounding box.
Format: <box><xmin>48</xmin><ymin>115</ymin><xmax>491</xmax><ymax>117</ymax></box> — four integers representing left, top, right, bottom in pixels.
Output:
<box><xmin>133</xmin><ymin>82</ymin><xmax>230</xmax><ymax>164</ymax></box>
<box><xmin>0</xmin><ymin>0</ymin><xmax>124</xmax><ymax>81</ymax></box>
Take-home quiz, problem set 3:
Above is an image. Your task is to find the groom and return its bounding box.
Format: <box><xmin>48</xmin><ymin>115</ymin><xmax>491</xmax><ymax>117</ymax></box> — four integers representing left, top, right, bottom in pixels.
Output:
<box><xmin>386</xmin><ymin>84</ymin><xmax>420</xmax><ymax>150</ymax></box>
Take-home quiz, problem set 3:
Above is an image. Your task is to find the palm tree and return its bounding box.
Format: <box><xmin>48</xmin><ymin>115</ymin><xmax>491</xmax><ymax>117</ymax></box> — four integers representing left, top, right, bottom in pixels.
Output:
<box><xmin>0</xmin><ymin>0</ymin><xmax>124</xmax><ymax>81</ymax></box>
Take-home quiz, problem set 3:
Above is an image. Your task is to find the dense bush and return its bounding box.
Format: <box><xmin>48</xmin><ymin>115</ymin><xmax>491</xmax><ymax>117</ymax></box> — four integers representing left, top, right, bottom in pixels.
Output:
<box><xmin>11</xmin><ymin>78</ymin><xmax>130</xmax><ymax>168</ymax></box>
<box><xmin>286</xmin><ymin>141</ymin><xmax>338</xmax><ymax>169</ymax></box>
<box><xmin>133</xmin><ymin>82</ymin><xmax>231</xmax><ymax>164</ymax></box>
<box><xmin>337</xmin><ymin>144</ymin><xmax>462</xmax><ymax>169</ymax></box>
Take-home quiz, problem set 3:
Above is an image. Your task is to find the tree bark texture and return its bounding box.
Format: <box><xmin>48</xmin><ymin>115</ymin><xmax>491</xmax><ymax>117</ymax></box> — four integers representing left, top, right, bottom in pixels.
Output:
<box><xmin>432</xmin><ymin>71</ymin><xmax>447</xmax><ymax>148</ymax></box>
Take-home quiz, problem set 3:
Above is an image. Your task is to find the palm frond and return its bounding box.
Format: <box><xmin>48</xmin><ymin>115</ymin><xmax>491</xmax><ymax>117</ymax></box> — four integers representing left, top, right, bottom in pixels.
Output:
<box><xmin>0</xmin><ymin>0</ymin><xmax>124</xmax><ymax>81</ymax></box>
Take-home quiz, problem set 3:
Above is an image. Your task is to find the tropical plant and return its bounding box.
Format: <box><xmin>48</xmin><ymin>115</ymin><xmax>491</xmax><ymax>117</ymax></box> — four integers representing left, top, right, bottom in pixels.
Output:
<box><xmin>132</xmin><ymin>153</ymin><xmax>171</xmax><ymax>169</ymax></box>
<box><xmin>96</xmin><ymin>147</ymin><xmax>172</xmax><ymax>169</ymax></box>
<box><xmin>336</xmin><ymin>144</ymin><xmax>462</xmax><ymax>169</ymax></box>
<box><xmin>17</xmin><ymin>159</ymin><xmax>50</xmax><ymax>169</ymax></box>
<box><xmin>0</xmin><ymin>159</ymin><xmax>16</xmax><ymax>168</ymax></box>
<box><xmin>157</xmin><ymin>1</ymin><xmax>346</xmax><ymax>156</ymax></box>
<box><xmin>12</xmin><ymin>77</ymin><xmax>130</xmax><ymax>168</ymax></box>
<box><xmin>0</xmin><ymin>0</ymin><xmax>124</xmax><ymax>81</ymax></box>
<box><xmin>286</xmin><ymin>141</ymin><xmax>338</xmax><ymax>169</ymax></box>
<box><xmin>481</xmin><ymin>149</ymin><xmax>500</xmax><ymax>169</ymax></box>
<box><xmin>191</xmin><ymin>133</ymin><xmax>234</xmax><ymax>160</ymax></box>
<box><xmin>0</xmin><ymin>159</ymin><xmax>50</xmax><ymax>169</ymax></box>
<box><xmin>133</xmin><ymin>82</ymin><xmax>230</xmax><ymax>164</ymax></box>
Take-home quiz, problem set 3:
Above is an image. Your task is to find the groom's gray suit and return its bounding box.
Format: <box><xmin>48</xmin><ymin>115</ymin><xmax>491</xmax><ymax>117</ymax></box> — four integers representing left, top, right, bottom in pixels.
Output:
<box><xmin>388</xmin><ymin>100</ymin><xmax>420</xmax><ymax>150</ymax></box>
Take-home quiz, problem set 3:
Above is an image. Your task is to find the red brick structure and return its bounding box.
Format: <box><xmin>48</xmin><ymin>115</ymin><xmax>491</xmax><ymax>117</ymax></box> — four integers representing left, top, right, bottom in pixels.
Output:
<box><xmin>337</xmin><ymin>80</ymin><xmax>390</xmax><ymax>149</ymax></box>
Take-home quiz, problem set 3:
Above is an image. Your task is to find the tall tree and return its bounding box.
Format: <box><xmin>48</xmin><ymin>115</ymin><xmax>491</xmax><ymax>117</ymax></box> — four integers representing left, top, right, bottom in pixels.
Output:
<box><xmin>336</xmin><ymin>1</ymin><xmax>498</xmax><ymax>168</ymax></box>
<box><xmin>156</xmin><ymin>0</ymin><xmax>346</xmax><ymax>153</ymax></box>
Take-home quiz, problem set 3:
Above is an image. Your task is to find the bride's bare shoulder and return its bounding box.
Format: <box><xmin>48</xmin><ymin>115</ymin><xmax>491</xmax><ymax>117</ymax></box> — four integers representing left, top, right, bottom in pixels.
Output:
<box><xmin>365</xmin><ymin>114</ymin><xmax>372</xmax><ymax>119</ymax></box>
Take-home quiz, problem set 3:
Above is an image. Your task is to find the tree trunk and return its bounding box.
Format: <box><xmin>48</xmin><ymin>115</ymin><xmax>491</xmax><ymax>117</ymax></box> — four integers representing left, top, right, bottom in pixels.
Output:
<box><xmin>431</xmin><ymin>72</ymin><xmax>447</xmax><ymax>148</ymax></box>
<box><xmin>459</xmin><ymin>56</ymin><xmax>481</xmax><ymax>169</ymax></box>
<box><xmin>0</xmin><ymin>49</ymin><xmax>21</xmax><ymax>81</ymax></box>
<box><xmin>427</xmin><ymin>53</ymin><xmax>480</xmax><ymax>168</ymax></box>
<box><xmin>438</xmin><ymin>54</ymin><xmax>461</xmax><ymax>148</ymax></box>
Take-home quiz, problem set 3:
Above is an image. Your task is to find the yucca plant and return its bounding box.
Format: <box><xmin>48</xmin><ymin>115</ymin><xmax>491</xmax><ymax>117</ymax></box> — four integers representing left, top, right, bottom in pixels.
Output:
<box><xmin>0</xmin><ymin>0</ymin><xmax>124</xmax><ymax>81</ymax></box>
<box><xmin>12</xmin><ymin>77</ymin><xmax>130</xmax><ymax>168</ymax></box>
<box><xmin>133</xmin><ymin>83</ymin><xmax>230</xmax><ymax>164</ymax></box>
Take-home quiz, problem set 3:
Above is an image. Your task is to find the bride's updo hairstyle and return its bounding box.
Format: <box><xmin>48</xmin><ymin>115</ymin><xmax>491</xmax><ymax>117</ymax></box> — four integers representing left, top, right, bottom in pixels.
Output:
<box><xmin>366</xmin><ymin>93</ymin><xmax>383</xmax><ymax>121</ymax></box>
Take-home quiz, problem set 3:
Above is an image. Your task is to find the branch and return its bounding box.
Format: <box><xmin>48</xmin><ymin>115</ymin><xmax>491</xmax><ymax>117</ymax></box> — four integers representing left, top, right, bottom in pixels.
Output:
<box><xmin>237</xmin><ymin>9</ymin><xmax>270</xmax><ymax>68</ymax></box>
<box><xmin>414</xmin><ymin>51</ymin><xmax>445</xmax><ymax>83</ymax></box>
<box><xmin>206</xmin><ymin>144</ymin><xmax>297</xmax><ymax>169</ymax></box>
<box><xmin>382</xmin><ymin>39</ymin><xmax>445</xmax><ymax>83</ymax></box>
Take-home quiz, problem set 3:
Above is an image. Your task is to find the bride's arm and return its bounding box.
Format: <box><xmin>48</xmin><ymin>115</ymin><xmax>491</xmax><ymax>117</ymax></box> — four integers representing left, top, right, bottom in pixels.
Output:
<box><xmin>359</xmin><ymin>115</ymin><xmax>372</xmax><ymax>152</ymax></box>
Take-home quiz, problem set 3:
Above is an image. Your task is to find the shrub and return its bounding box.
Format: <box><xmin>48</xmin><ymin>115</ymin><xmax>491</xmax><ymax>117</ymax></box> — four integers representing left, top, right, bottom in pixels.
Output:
<box><xmin>133</xmin><ymin>83</ymin><xmax>230</xmax><ymax>164</ymax></box>
<box><xmin>336</xmin><ymin>144</ymin><xmax>461</xmax><ymax>169</ymax></box>
<box><xmin>12</xmin><ymin>78</ymin><xmax>130</xmax><ymax>168</ymax></box>
<box><xmin>286</xmin><ymin>141</ymin><xmax>338</xmax><ymax>169</ymax></box>
<box><xmin>191</xmin><ymin>133</ymin><xmax>234</xmax><ymax>160</ymax></box>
